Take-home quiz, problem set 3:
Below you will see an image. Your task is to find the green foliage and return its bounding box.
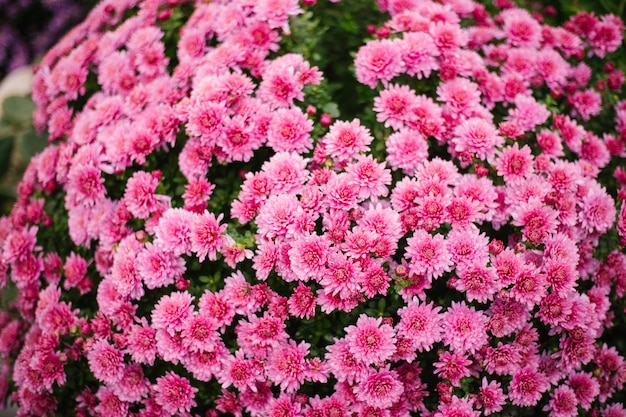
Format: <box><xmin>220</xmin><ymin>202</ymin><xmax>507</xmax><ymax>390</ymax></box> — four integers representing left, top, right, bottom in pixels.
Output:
<box><xmin>0</xmin><ymin>95</ymin><xmax>48</xmax><ymax>214</ymax></box>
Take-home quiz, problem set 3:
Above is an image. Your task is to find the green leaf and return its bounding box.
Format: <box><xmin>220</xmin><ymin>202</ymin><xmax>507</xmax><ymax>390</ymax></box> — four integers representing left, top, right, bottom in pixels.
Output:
<box><xmin>322</xmin><ymin>102</ymin><xmax>340</xmax><ymax>118</ymax></box>
<box><xmin>0</xmin><ymin>136</ymin><xmax>13</xmax><ymax>178</ymax></box>
<box><xmin>2</xmin><ymin>96</ymin><xmax>35</xmax><ymax>127</ymax></box>
<box><xmin>18</xmin><ymin>130</ymin><xmax>48</xmax><ymax>159</ymax></box>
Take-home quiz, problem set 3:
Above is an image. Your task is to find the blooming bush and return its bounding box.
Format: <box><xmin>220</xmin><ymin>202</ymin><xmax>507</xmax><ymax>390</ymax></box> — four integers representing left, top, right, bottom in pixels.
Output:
<box><xmin>2</xmin><ymin>0</ymin><xmax>626</xmax><ymax>415</ymax></box>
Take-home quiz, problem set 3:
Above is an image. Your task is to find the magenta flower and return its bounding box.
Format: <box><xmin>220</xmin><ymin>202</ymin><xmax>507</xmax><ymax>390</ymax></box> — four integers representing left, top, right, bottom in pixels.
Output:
<box><xmin>153</xmin><ymin>371</ymin><xmax>198</xmax><ymax>414</ymax></box>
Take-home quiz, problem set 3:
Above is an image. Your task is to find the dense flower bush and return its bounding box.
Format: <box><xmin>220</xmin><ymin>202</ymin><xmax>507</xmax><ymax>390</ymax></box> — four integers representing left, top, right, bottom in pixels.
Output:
<box><xmin>1</xmin><ymin>0</ymin><xmax>626</xmax><ymax>415</ymax></box>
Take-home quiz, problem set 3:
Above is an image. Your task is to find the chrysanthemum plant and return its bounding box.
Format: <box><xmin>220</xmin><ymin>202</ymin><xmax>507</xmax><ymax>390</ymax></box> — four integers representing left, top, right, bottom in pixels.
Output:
<box><xmin>1</xmin><ymin>0</ymin><xmax>626</xmax><ymax>415</ymax></box>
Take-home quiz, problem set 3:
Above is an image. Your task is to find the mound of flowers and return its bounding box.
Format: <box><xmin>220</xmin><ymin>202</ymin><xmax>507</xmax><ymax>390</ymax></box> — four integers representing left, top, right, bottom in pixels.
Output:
<box><xmin>1</xmin><ymin>0</ymin><xmax>626</xmax><ymax>415</ymax></box>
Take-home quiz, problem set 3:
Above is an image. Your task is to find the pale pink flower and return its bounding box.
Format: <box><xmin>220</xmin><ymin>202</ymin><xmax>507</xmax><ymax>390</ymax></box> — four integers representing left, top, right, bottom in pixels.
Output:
<box><xmin>153</xmin><ymin>371</ymin><xmax>197</xmax><ymax>414</ymax></box>
<box><xmin>266</xmin><ymin>107</ymin><xmax>313</xmax><ymax>153</ymax></box>
<box><xmin>374</xmin><ymin>84</ymin><xmax>417</xmax><ymax>130</ymax></box>
<box><xmin>126</xmin><ymin>320</ymin><xmax>158</xmax><ymax>366</ymax></box>
<box><xmin>436</xmin><ymin>77</ymin><xmax>482</xmax><ymax>118</ymax></box>
<box><xmin>123</xmin><ymin>171</ymin><xmax>159</xmax><ymax>219</ymax></box>
<box><xmin>345</xmin><ymin>155</ymin><xmax>392</xmax><ymax>199</ymax></box>
<box><xmin>261</xmin><ymin>151</ymin><xmax>308</xmax><ymax>194</ymax></box>
<box><xmin>386</xmin><ymin>128</ymin><xmax>429</xmax><ymax>174</ymax></box>
<box><xmin>429</xmin><ymin>21</ymin><xmax>468</xmax><ymax>52</ymax></box>
<box><xmin>442</xmin><ymin>301</ymin><xmax>488</xmax><ymax>354</ymax></box>
<box><xmin>579</xmin><ymin>185</ymin><xmax>616</xmax><ymax>234</ymax></box>
<box><xmin>500</xmin><ymin>8</ymin><xmax>542</xmax><ymax>48</ymax></box>
<box><xmin>113</xmin><ymin>363</ymin><xmax>149</xmax><ymax>403</ymax></box>
<box><xmin>399</xmin><ymin>31</ymin><xmax>440</xmax><ymax>79</ymax></box>
<box><xmin>154</xmin><ymin>208</ymin><xmax>196</xmax><ymax>255</ymax></box>
<box><xmin>507</xmin><ymin>95</ymin><xmax>550</xmax><ymax>133</ymax></box>
<box><xmin>66</xmin><ymin>164</ymin><xmax>106</xmax><ymax>208</ymax></box>
<box><xmin>323</xmin><ymin>119</ymin><xmax>373</xmax><ymax>162</ymax></box>
<box><xmin>355</xmin><ymin>39</ymin><xmax>404</xmax><ymax>88</ymax></box>
<box><xmin>319</xmin><ymin>252</ymin><xmax>362</xmax><ymax>299</ymax></box>
<box><xmin>451</xmin><ymin>117</ymin><xmax>502</xmax><ymax>161</ymax></box>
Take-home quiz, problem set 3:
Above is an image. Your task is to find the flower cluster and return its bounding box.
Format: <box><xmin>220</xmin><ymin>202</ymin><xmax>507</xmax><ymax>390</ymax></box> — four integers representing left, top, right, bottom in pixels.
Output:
<box><xmin>1</xmin><ymin>0</ymin><xmax>626</xmax><ymax>416</ymax></box>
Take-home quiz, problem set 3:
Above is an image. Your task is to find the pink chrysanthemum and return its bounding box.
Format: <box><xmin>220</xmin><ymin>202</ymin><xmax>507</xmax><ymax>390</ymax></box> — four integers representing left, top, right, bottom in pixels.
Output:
<box><xmin>190</xmin><ymin>211</ymin><xmax>227</xmax><ymax>261</ymax></box>
<box><xmin>345</xmin><ymin>314</ymin><xmax>397</xmax><ymax>365</ymax></box>
<box><xmin>136</xmin><ymin>243</ymin><xmax>185</xmax><ymax>290</ymax></box>
<box><xmin>543</xmin><ymin>385</ymin><xmax>579</xmax><ymax>417</ymax></box>
<box><xmin>325</xmin><ymin>338</ymin><xmax>369</xmax><ymax>384</ymax></box>
<box><xmin>507</xmin><ymin>95</ymin><xmax>550</xmax><ymax>133</ymax></box>
<box><xmin>508</xmin><ymin>366</ymin><xmax>550</xmax><ymax>406</ymax></box>
<box><xmin>568</xmin><ymin>371</ymin><xmax>600</xmax><ymax>410</ymax></box>
<box><xmin>236</xmin><ymin>312</ymin><xmax>288</xmax><ymax>355</ymax></box>
<box><xmin>113</xmin><ymin>364</ymin><xmax>149</xmax><ymax>403</ymax></box>
<box><xmin>218</xmin><ymin>350</ymin><xmax>264</xmax><ymax>392</ymax></box>
<box><xmin>181</xmin><ymin>313</ymin><xmax>219</xmax><ymax>353</ymax></box>
<box><xmin>451</xmin><ymin>117</ymin><xmax>503</xmax><ymax>161</ymax></box>
<box><xmin>442</xmin><ymin>301</ymin><xmax>488</xmax><ymax>354</ymax></box>
<box><xmin>495</xmin><ymin>143</ymin><xmax>534</xmax><ymax>181</ymax></box>
<box><xmin>436</xmin><ymin>77</ymin><xmax>482</xmax><ymax>118</ymax></box>
<box><xmin>87</xmin><ymin>339</ymin><xmax>125</xmax><ymax>385</ymax></box>
<box><xmin>453</xmin><ymin>263</ymin><xmax>500</xmax><ymax>303</ymax></box>
<box><xmin>397</xmin><ymin>298</ymin><xmax>443</xmax><ymax>352</ymax></box>
<box><xmin>477</xmin><ymin>378</ymin><xmax>506</xmax><ymax>415</ymax></box>
<box><xmin>434</xmin><ymin>395</ymin><xmax>479</xmax><ymax>417</ymax></box>
<box><xmin>433</xmin><ymin>350</ymin><xmax>473</xmax><ymax>386</ymax></box>
<box><xmin>288</xmin><ymin>234</ymin><xmax>331</xmax><ymax>282</ymax></box>
<box><xmin>353</xmin><ymin>368</ymin><xmax>403</xmax><ymax>409</ymax></box>
<box><xmin>386</xmin><ymin>128</ymin><xmax>429</xmax><ymax>174</ymax></box>
<box><xmin>266</xmin><ymin>340</ymin><xmax>310</xmax><ymax>393</ymax></box>
<box><xmin>153</xmin><ymin>208</ymin><xmax>196</xmax><ymax>256</ymax></box>
<box><xmin>151</xmin><ymin>291</ymin><xmax>194</xmax><ymax>334</ymax></box>
<box><xmin>123</xmin><ymin>171</ymin><xmax>160</xmax><ymax>219</ymax></box>
<box><xmin>322</xmin><ymin>119</ymin><xmax>373</xmax><ymax>162</ymax></box>
<box><xmin>153</xmin><ymin>371</ymin><xmax>198</xmax><ymax>414</ymax></box>
<box><xmin>373</xmin><ymin>84</ymin><xmax>417</xmax><ymax>130</ymax></box>
<box><xmin>266</xmin><ymin>107</ymin><xmax>313</xmax><ymax>153</ymax></box>
<box><xmin>319</xmin><ymin>252</ymin><xmax>362</xmax><ymax>299</ymax></box>
<box><xmin>288</xmin><ymin>283</ymin><xmax>317</xmax><ymax>319</ymax></box>
<box><xmin>355</xmin><ymin>38</ymin><xmax>404</xmax><ymax>88</ymax></box>
<box><xmin>405</xmin><ymin>230</ymin><xmax>453</xmax><ymax>280</ymax></box>
<box><xmin>579</xmin><ymin>185</ymin><xmax>616</xmax><ymax>234</ymax></box>
<box><xmin>399</xmin><ymin>31</ymin><xmax>440</xmax><ymax>79</ymax></box>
